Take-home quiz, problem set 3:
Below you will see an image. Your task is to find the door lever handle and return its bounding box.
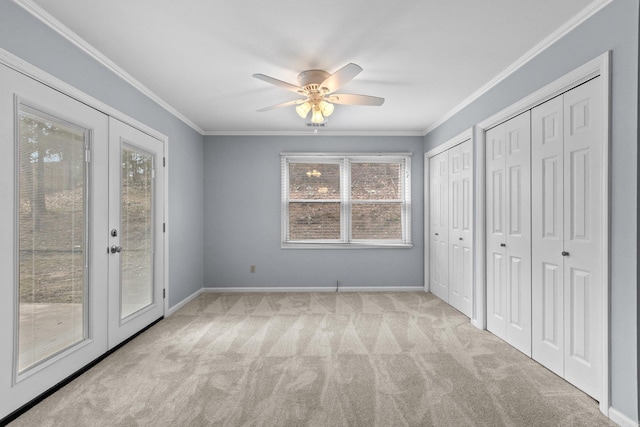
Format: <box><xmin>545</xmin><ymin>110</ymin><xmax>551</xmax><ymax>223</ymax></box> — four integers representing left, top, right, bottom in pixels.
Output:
<box><xmin>500</xmin><ymin>243</ymin><xmax>506</xmax><ymax>247</ymax></box>
<box><xmin>110</xmin><ymin>245</ymin><xmax>122</xmax><ymax>254</ymax></box>
<box><xmin>561</xmin><ymin>251</ymin><xmax>569</xmax><ymax>257</ymax></box>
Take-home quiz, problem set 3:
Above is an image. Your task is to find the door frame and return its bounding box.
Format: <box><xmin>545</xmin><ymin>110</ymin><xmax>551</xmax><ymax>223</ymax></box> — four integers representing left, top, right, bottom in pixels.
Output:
<box><xmin>0</xmin><ymin>46</ymin><xmax>170</xmax><ymax>319</ymax></box>
<box><xmin>424</xmin><ymin>129</ymin><xmax>473</xmax><ymax>304</ymax></box>
<box><xmin>475</xmin><ymin>51</ymin><xmax>610</xmax><ymax>415</ymax></box>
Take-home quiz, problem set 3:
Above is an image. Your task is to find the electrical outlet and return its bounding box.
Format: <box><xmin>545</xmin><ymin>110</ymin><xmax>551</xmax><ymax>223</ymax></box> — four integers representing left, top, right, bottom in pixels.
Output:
<box><xmin>250</xmin><ymin>265</ymin><xmax>256</xmax><ymax>273</ymax></box>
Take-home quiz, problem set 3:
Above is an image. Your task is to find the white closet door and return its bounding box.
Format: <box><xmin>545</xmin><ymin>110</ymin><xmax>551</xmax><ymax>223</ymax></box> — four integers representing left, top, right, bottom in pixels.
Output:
<box><xmin>486</xmin><ymin>123</ymin><xmax>507</xmax><ymax>339</ymax></box>
<box><xmin>532</xmin><ymin>78</ymin><xmax>602</xmax><ymax>399</ymax></box>
<box><xmin>504</xmin><ymin>111</ymin><xmax>532</xmax><ymax>356</ymax></box>
<box><xmin>486</xmin><ymin>112</ymin><xmax>531</xmax><ymax>354</ymax></box>
<box><xmin>448</xmin><ymin>144</ymin><xmax>463</xmax><ymax>307</ymax></box>
<box><xmin>429</xmin><ymin>151</ymin><xmax>449</xmax><ymax>301</ymax></box>
<box><xmin>563</xmin><ymin>78</ymin><xmax>602</xmax><ymax>399</ymax></box>
<box><xmin>459</xmin><ymin>140</ymin><xmax>473</xmax><ymax>316</ymax></box>
<box><xmin>449</xmin><ymin>140</ymin><xmax>473</xmax><ymax>316</ymax></box>
<box><xmin>532</xmin><ymin>95</ymin><xmax>564</xmax><ymax>375</ymax></box>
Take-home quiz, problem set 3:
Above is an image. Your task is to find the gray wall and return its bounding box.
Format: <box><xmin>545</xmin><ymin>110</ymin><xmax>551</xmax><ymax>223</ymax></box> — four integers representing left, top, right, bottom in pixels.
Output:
<box><xmin>204</xmin><ymin>135</ymin><xmax>424</xmax><ymax>289</ymax></box>
<box><xmin>0</xmin><ymin>1</ymin><xmax>205</xmax><ymax>308</ymax></box>
<box><xmin>424</xmin><ymin>0</ymin><xmax>639</xmax><ymax>420</ymax></box>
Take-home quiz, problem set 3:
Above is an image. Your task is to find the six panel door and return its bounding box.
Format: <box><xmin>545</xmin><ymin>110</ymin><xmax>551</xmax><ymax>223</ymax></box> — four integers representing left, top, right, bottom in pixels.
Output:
<box><xmin>429</xmin><ymin>151</ymin><xmax>449</xmax><ymax>302</ymax></box>
<box><xmin>527</xmin><ymin>77</ymin><xmax>603</xmax><ymax>400</ymax></box>
<box><xmin>486</xmin><ymin>111</ymin><xmax>532</xmax><ymax>356</ymax></box>
<box><xmin>486</xmin><ymin>122</ymin><xmax>507</xmax><ymax>340</ymax></box>
<box><xmin>532</xmin><ymin>94</ymin><xmax>565</xmax><ymax>376</ymax></box>
<box><xmin>562</xmin><ymin>78</ymin><xmax>602</xmax><ymax>399</ymax></box>
<box><xmin>504</xmin><ymin>111</ymin><xmax>532</xmax><ymax>356</ymax></box>
<box><xmin>448</xmin><ymin>140</ymin><xmax>473</xmax><ymax>316</ymax></box>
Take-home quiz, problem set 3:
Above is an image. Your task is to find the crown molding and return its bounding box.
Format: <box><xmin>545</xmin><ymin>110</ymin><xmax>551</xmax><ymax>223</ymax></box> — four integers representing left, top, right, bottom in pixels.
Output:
<box><xmin>203</xmin><ymin>130</ymin><xmax>425</xmax><ymax>137</ymax></box>
<box><xmin>13</xmin><ymin>0</ymin><xmax>205</xmax><ymax>135</ymax></box>
<box><xmin>422</xmin><ymin>0</ymin><xmax>613</xmax><ymax>136</ymax></box>
<box><xmin>0</xmin><ymin>46</ymin><xmax>169</xmax><ymax>143</ymax></box>
<box><xmin>13</xmin><ymin>0</ymin><xmax>612</xmax><ymax>138</ymax></box>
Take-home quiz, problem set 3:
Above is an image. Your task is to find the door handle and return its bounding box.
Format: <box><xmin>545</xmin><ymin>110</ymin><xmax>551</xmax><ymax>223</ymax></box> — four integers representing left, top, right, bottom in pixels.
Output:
<box><xmin>500</xmin><ymin>243</ymin><xmax>506</xmax><ymax>247</ymax></box>
<box><xmin>561</xmin><ymin>251</ymin><xmax>569</xmax><ymax>257</ymax></box>
<box><xmin>110</xmin><ymin>245</ymin><xmax>122</xmax><ymax>254</ymax></box>
<box><xmin>459</xmin><ymin>237</ymin><xmax>463</xmax><ymax>241</ymax></box>
<box><xmin>435</xmin><ymin>233</ymin><xmax>439</xmax><ymax>236</ymax></box>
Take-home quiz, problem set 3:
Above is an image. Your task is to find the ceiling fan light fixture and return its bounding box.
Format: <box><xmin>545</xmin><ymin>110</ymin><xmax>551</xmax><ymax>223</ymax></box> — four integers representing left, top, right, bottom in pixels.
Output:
<box><xmin>311</xmin><ymin>105</ymin><xmax>324</xmax><ymax>123</ymax></box>
<box><xmin>319</xmin><ymin>100</ymin><xmax>334</xmax><ymax>117</ymax></box>
<box><xmin>296</xmin><ymin>101</ymin><xmax>311</xmax><ymax>118</ymax></box>
<box><xmin>253</xmin><ymin>63</ymin><xmax>384</xmax><ymax>125</ymax></box>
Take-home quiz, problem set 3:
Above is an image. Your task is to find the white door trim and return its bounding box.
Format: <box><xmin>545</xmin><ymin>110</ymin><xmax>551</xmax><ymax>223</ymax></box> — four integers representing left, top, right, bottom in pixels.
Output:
<box><xmin>0</xmin><ymin>46</ymin><xmax>170</xmax><ymax>318</ymax></box>
<box><xmin>424</xmin><ymin>129</ymin><xmax>473</xmax><ymax>305</ymax></box>
<box><xmin>475</xmin><ymin>51</ymin><xmax>610</xmax><ymax>415</ymax></box>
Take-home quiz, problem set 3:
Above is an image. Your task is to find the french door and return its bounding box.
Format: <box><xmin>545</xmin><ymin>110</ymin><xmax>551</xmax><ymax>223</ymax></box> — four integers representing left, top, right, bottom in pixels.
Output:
<box><xmin>108</xmin><ymin>118</ymin><xmax>164</xmax><ymax>347</ymax></box>
<box><xmin>0</xmin><ymin>64</ymin><xmax>164</xmax><ymax>419</ymax></box>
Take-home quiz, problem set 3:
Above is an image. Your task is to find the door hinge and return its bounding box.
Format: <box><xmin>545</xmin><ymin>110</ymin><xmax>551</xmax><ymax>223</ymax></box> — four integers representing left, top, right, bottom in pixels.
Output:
<box><xmin>163</xmin><ymin>157</ymin><xmax>166</xmax><ymax>167</ymax></box>
<box><xmin>163</xmin><ymin>288</ymin><xmax>166</xmax><ymax>299</ymax></box>
<box><xmin>163</xmin><ymin>223</ymin><xmax>166</xmax><ymax>232</ymax></box>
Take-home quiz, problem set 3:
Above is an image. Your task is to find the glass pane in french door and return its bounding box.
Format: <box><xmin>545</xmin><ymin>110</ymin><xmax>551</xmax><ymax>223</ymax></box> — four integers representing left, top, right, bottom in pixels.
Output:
<box><xmin>17</xmin><ymin>105</ymin><xmax>88</xmax><ymax>372</ymax></box>
<box><xmin>120</xmin><ymin>144</ymin><xmax>154</xmax><ymax>319</ymax></box>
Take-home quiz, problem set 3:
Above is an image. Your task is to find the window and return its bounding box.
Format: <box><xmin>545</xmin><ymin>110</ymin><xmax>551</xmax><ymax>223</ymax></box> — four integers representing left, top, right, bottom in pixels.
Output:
<box><xmin>281</xmin><ymin>153</ymin><xmax>412</xmax><ymax>248</ymax></box>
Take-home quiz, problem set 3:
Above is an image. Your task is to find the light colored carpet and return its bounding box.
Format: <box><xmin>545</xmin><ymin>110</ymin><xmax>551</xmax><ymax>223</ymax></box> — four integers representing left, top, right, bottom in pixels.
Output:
<box><xmin>10</xmin><ymin>292</ymin><xmax>614</xmax><ymax>426</ymax></box>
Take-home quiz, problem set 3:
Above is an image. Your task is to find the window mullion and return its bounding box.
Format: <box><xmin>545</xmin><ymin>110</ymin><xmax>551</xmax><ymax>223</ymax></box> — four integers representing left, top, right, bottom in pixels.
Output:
<box><xmin>403</xmin><ymin>157</ymin><xmax>411</xmax><ymax>243</ymax></box>
<box><xmin>281</xmin><ymin>157</ymin><xmax>289</xmax><ymax>243</ymax></box>
<box><xmin>341</xmin><ymin>158</ymin><xmax>351</xmax><ymax>243</ymax></box>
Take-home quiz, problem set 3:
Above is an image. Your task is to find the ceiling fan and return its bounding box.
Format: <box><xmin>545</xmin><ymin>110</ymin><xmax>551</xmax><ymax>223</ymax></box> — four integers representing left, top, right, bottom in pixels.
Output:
<box><xmin>253</xmin><ymin>63</ymin><xmax>384</xmax><ymax>124</ymax></box>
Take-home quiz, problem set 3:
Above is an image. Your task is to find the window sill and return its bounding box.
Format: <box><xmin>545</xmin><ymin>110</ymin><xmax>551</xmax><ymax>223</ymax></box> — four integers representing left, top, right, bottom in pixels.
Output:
<box><xmin>281</xmin><ymin>242</ymin><xmax>413</xmax><ymax>249</ymax></box>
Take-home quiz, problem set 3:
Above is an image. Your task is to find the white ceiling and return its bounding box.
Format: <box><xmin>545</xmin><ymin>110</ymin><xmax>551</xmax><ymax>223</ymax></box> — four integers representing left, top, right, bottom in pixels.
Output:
<box><xmin>26</xmin><ymin>0</ymin><xmax>596</xmax><ymax>135</ymax></box>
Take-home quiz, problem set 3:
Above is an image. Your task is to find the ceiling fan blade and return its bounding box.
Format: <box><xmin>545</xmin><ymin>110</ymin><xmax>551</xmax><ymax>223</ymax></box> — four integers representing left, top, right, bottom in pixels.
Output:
<box><xmin>253</xmin><ymin>73</ymin><xmax>302</xmax><ymax>94</ymax></box>
<box><xmin>320</xmin><ymin>63</ymin><xmax>362</xmax><ymax>94</ymax></box>
<box><xmin>257</xmin><ymin>99</ymin><xmax>306</xmax><ymax>112</ymax></box>
<box><xmin>327</xmin><ymin>93</ymin><xmax>385</xmax><ymax>106</ymax></box>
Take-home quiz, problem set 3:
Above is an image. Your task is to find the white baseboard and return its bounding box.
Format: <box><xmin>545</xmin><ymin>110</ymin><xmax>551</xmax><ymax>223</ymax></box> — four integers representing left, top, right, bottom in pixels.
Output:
<box><xmin>202</xmin><ymin>285</ymin><xmax>425</xmax><ymax>293</ymax></box>
<box><xmin>608</xmin><ymin>407</ymin><xmax>639</xmax><ymax>427</ymax></box>
<box><xmin>339</xmin><ymin>286</ymin><xmax>424</xmax><ymax>292</ymax></box>
<box><xmin>166</xmin><ymin>288</ymin><xmax>204</xmax><ymax>316</ymax></box>
<box><xmin>166</xmin><ymin>286</ymin><xmax>425</xmax><ymax>316</ymax></box>
<box><xmin>470</xmin><ymin>318</ymin><xmax>483</xmax><ymax>330</ymax></box>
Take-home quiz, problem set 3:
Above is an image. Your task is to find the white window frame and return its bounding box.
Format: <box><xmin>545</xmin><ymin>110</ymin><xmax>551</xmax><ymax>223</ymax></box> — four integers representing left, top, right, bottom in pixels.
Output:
<box><xmin>281</xmin><ymin>152</ymin><xmax>412</xmax><ymax>249</ymax></box>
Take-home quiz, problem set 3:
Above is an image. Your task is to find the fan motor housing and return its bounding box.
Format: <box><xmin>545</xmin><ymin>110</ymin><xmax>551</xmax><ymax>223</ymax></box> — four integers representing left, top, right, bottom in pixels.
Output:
<box><xmin>297</xmin><ymin>70</ymin><xmax>330</xmax><ymax>88</ymax></box>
